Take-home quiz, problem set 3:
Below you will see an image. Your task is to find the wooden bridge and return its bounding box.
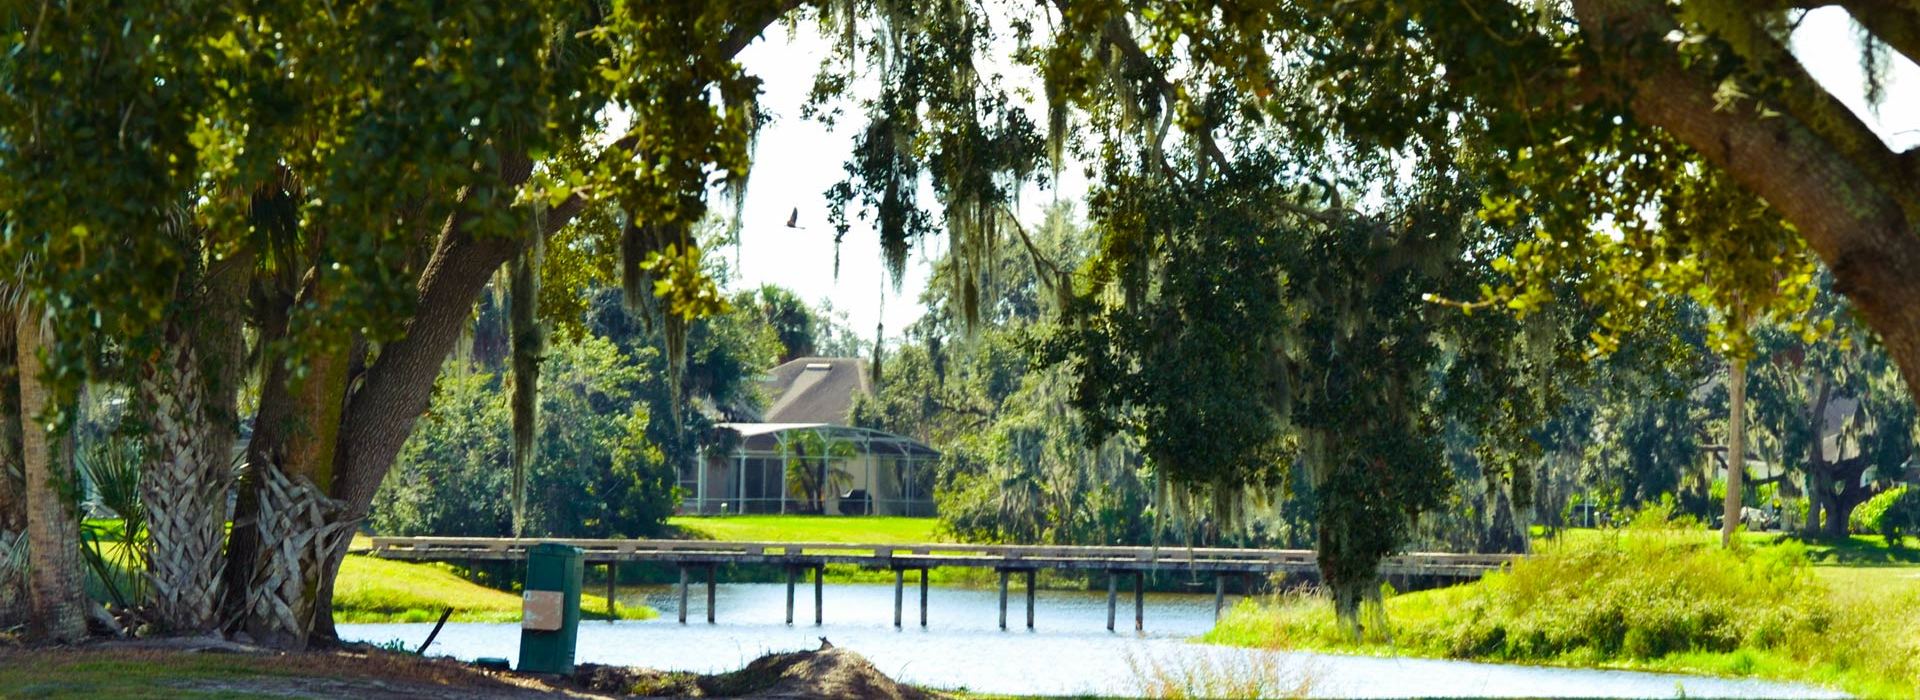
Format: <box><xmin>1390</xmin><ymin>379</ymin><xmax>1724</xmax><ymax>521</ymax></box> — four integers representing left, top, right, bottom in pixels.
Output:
<box><xmin>365</xmin><ymin>537</ymin><xmax>1515</xmax><ymax>632</ymax></box>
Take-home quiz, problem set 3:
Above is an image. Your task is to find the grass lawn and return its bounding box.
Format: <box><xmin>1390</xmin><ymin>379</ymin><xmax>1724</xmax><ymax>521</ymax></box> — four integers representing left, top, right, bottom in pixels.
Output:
<box><xmin>666</xmin><ymin>514</ymin><xmax>944</xmax><ymax>544</ymax></box>
<box><xmin>1209</xmin><ymin>524</ymin><xmax>1920</xmax><ymax>698</ymax></box>
<box><xmin>332</xmin><ymin>555</ymin><xmax>653</xmax><ymax>623</ymax></box>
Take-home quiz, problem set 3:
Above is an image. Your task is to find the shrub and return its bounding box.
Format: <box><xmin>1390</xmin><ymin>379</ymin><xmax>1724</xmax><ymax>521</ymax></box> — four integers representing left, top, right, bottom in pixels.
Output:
<box><xmin>1208</xmin><ymin>516</ymin><xmax>1920</xmax><ymax>696</ymax></box>
<box><xmin>1850</xmin><ymin>485</ymin><xmax>1918</xmax><ymax>545</ymax></box>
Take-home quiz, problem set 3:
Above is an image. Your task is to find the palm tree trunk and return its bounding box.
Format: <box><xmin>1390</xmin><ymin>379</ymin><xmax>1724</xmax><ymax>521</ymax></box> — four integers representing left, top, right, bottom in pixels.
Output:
<box><xmin>139</xmin><ymin>258</ymin><xmax>246</xmax><ymax>634</ymax></box>
<box><xmin>17</xmin><ymin>310</ymin><xmax>87</xmax><ymax>643</ymax></box>
<box><xmin>0</xmin><ymin>308</ymin><xmax>28</xmax><ymax>629</ymax></box>
<box><xmin>1722</xmin><ymin>355</ymin><xmax>1749</xmax><ymax>548</ymax></box>
<box><xmin>137</xmin><ymin>334</ymin><xmax>235</xmax><ymax>633</ymax></box>
<box><xmin>231</xmin><ymin>337</ymin><xmax>354</xmax><ymax>649</ymax></box>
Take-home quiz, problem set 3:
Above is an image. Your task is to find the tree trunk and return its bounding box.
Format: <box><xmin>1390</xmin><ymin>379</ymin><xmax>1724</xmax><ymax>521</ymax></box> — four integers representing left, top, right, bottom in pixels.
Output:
<box><xmin>1316</xmin><ymin>518</ymin><xmax>1379</xmax><ymax>639</ymax></box>
<box><xmin>1723</xmin><ymin>355</ymin><xmax>1748</xmax><ymax>547</ymax></box>
<box><xmin>136</xmin><ymin>328</ymin><xmax>240</xmax><ymax>633</ymax></box>
<box><xmin>223</xmin><ymin>263</ymin><xmax>359</xmax><ymax>649</ymax></box>
<box><xmin>1821</xmin><ymin>458</ymin><xmax>1873</xmax><ymax>538</ymax></box>
<box><xmin>1804</xmin><ymin>376</ymin><xmax>1832</xmax><ymax>536</ymax></box>
<box><xmin>1807</xmin><ymin>467</ymin><xmax>1832</xmax><ymax>535</ymax></box>
<box><xmin>217</xmin><ymin>296</ymin><xmax>292</xmax><ymax>634</ymax></box>
<box><xmin>138</xmin><ymin>260</ymin><xmax>247</xmax><ymax>634</ymax></box>
<box><xmin>231</xmin><ymin>336</ymin><xmax>352</xmax><ymax>649</ymax></box>
<box><xmin>17</xmin><ymin>311</ymin><xmax>87</xmax><ymax>643</ymax></box>
<box><xmin>0</xmin><ymin>307</ymin><xmax>27</xmax><ymax>630</ymax></box>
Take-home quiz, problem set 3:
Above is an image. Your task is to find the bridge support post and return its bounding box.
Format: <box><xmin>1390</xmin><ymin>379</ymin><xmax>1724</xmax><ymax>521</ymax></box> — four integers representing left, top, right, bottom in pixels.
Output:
<box><xmin>918</xmin><ymin>568</ymin><xmax>928</xmax><ymax>627</ymax></box>
<box><xmin>1106</xmin><ymin>572</ymin><xmax>1117</xmax><ymax>632</ymax></box>
<box><xmin>997</xmin><ymin>569</ymin><xmax>1009</xmax><ymax>630</ymax></box>
<box><xmin>705</xmin><ymin>564</ymin><xmax>717</xmax><ymax>624</ymax></box>
<box><xmin>785</xmin><ymin>566</ymin><xmax>796</xmax><ymax>625</ymax></box>
<box><xmin>1214</xmin><ymin>574</ymin><xmax>1225</xmax><ymax>620</ymax></box>
<box><xmin>1133</xmin><ymin>572</ymin><xmax>1144</xmax><ymax>632</ymax></box>
<box><xmin>813</xmin><ymin>565</ymin><xmax>824</xmax><ymax>625</ymax></box>
<box><xmin>1024</xmin><ymin>569</ymin><xmax>1036</xmax><ymax>630</ymax></box>
<box><xmin>893</xmin><ymin>569</ymin><xmax>904</xmax><ymax>628</ymax></box>
<box><xmin>606</xmin><ymin>562</ymin><xmax>618</xmax><ymax>621</ymax></box>
<box><xmin>677</xmin><ymin>567</ymin><xmax>689</xmax><ymax>625</ymax></box>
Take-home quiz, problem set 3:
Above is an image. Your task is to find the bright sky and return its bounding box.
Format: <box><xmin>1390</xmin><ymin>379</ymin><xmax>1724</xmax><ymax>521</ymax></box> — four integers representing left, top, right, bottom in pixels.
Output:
<box><xmin>722</xmin><ymin>9</ymin><xmax>1920</xmax><ymax>341</ymax></box>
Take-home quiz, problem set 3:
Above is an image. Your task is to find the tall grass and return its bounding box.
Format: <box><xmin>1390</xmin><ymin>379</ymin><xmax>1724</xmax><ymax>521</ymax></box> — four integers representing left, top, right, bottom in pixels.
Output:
<box><xmin>1207</xmin><ymin>506</ymin><xmax>1920</xmax><ymax>696</ymax></box>
<box><xmin>1125</xmin><ymin>648</ymin><xmax>1317</xmax><ymax>699</ymax></box>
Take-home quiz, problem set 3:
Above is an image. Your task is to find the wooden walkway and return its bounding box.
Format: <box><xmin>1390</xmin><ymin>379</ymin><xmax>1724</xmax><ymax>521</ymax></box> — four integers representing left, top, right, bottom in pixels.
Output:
<box><xmin>365</xmin><ymin>537</ymin><xmax>1515</xmax><ymax>632</ymax></box>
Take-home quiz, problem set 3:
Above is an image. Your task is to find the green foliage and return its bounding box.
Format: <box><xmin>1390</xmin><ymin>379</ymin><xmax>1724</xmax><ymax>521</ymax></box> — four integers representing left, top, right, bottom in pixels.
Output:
<box><xmin>749</xmin><ymin>285</ymin><xmax>820</xmax><ymax>363</ymax></box>
<box><xmin>1210</xmin><ymin>521</ymin><xmax>1920</xmax><ymax>696</ymax></box>
<box><xmin>1439</xmin><ymin>513</ymin><xmax>1825</xmax><ymax>660</ymax></box>
<box><xmin>373</xmin><ymin>371</ymin><xmax>514</xmax><ymax>538</ymax></box>
<box><xmin>779</xmin><ymin>432</ymin><xmax>855</xmax><ymax>514</ymax></box>
<box><xmin>75</xmin><ymin>434</ymin><xmax>148</xmax><ymax>609</ymax></box>
<box><xmin>373</xmin><ymin>335</ymin><xmax>675</xmax><ymax>538</ymax></box>
<box><xmin>1851</xmin><ymin>486</ymin><xmax>1919</xmax><ymax>543</ymax></box>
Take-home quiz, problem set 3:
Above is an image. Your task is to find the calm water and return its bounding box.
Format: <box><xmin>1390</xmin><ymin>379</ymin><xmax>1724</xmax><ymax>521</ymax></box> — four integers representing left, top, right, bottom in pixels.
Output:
<box><xmin>339</xmin><ymin>582</ymin><xmax>1844</xmax><ymax>698</ymax></box>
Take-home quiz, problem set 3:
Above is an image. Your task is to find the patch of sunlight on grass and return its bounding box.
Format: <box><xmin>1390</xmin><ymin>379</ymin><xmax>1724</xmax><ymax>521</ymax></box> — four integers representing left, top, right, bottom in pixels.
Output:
<box><xmin>666</xmin><ymin>515</ymin><xmax>943</xmax><ymax>544</ymax></box>
<box><xmin>333</xmin><ymin>555</ymin><xmax>654</xmax><ymax>623</ymax></box>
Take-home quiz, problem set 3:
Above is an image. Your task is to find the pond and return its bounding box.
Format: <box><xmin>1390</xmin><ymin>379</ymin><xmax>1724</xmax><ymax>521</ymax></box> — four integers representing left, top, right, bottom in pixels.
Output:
<box><xmin>339</xmin><ymin>582</ymin><xmax>1845</xmax><ymax>698</ymax></box>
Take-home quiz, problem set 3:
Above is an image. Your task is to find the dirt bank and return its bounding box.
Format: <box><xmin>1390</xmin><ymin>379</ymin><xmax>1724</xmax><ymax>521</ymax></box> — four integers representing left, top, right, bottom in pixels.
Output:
<box><xmin>0</xmin><ymin>637</ymin><xmax>941</xmax><ymax>699</ymax></box>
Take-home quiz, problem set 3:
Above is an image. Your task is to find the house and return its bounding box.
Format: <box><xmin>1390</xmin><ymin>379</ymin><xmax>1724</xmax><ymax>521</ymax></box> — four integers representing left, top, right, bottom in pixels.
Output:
<box><xmin>678</xmin><ymin>357</ymin><xmax>939</xmax><ymax>516</ymax></box>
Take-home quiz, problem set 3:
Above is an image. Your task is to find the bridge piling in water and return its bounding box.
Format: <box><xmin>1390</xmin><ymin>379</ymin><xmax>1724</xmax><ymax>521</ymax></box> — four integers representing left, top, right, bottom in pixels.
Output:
<box><xmin>813</xmin><ymin>565</ymin><xmax>823</xmax><ymax>625</ymax></box>
<box><xmin>1024</xmin><ymin>569</ymin><xmax>1036</xmax><ymax>629</ymax></box>
<box><xmin>705</xmin><ymin>564</ymin><xmax>717</xmax><ymax>624</ymax></box>
<box><xmin>997</xmin><ymin>570</ymin><xmax>1009</xmax><ymax>630</ymax></box>
<box><xmin>1214</xmin><ymin>575</ymin><xmax>1225</xmax><ymax>620</ymax></box>
<box><xmin>677</xmin><ymin>567</ymin><xmax>689</xmax><ymax>624</ymax></box>
<box><xmin>893</xmin><ymin>569</ymin><xmax>904</xmax><ymax>628</ymax></box>
<box><xmin>605</xmin><ymin>563</ymin><xmax>617</xmax><ymax>621</ymax></box>
<box><xmin>1106</xmin><ymin>572</ymin><xmax>1118</xmax><ymax>631</ymax></box>
<box><xmin>784</xmin><ymin>566</ymin><xmax>796</xmax><ymax>624</ymax></box>
<box><xmin>1133</xmin><ymin>572</ymin><xmax>1144</xmax><ymax>632</ymax></box>
<box><xmin>918</xmin><ymin>568</ymin><xmax>928</xmax><ymax>627</ymax></box>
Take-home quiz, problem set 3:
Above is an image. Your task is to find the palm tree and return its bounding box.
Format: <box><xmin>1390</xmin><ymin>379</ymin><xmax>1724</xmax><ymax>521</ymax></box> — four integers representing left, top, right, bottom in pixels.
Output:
<box><xmin>0</xmin><ymin>303</ymin><xmax>28</xmax><ymax>629</ymax></box>
<box><xmin>783</xmin><ymin>433</ymin><xmax>853</xmax><ymax>513</ymax></box>
<box><xmin>15</xmin><ymin>305</ymin><xmax>88</xmax><ymax>642</ymax></box>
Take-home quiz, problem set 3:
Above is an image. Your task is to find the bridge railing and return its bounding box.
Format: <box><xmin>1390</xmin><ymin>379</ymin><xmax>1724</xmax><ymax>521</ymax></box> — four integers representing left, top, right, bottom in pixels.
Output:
<box><xmin>365</xmin><ymin>536</ymin><xmax>1514</xmax><ymax>575</ymax></box>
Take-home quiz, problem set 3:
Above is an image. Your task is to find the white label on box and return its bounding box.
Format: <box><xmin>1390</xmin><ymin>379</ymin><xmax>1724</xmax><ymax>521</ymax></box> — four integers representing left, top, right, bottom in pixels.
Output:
<box><xmin>523</xmin><ymin>590</ymin><xmax>564</xmax><ymax>631</ymax></box>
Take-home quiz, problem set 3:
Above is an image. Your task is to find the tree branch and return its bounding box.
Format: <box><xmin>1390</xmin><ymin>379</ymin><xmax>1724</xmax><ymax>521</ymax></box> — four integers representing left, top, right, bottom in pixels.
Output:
<box><xmin>1570</xmin><ymin>0</ymin><xmax>1920</xmax><ymax>401</ymax></box>
<box><xmin>1688</xmin><ymin>0</ymin><xmax>1920</xmax><ymax>215</ymax></box>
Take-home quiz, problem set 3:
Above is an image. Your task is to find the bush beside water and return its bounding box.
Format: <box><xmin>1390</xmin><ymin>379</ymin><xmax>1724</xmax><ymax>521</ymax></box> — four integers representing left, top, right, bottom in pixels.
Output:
<box><xmin>1206</xmin><ymin>506</ymin><xmax>1920</xmax><ymax>697</ymax></box>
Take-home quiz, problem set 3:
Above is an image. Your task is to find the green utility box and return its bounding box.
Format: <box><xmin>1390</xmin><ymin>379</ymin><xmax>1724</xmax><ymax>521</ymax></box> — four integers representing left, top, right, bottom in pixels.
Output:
<box><xmin>517</xmin><ymin>543</ymin><xmax>583</xmax><ymax>675</ymax></box>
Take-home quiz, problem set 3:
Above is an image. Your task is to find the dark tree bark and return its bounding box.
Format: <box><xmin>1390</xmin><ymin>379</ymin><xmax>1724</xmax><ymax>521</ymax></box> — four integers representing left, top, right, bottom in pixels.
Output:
<box><xmin>0</xmin><ymin>307</ymin><xmax>27</xmax><ymax>629</ymax></box>
<box><xmin>1816</xmin><ymin>457</ymin><xmax>1875</xmax><ymax>537</ymax></box>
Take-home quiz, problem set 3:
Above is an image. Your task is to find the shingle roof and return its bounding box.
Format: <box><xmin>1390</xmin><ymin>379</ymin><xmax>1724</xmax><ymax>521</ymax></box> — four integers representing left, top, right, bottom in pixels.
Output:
<box><xmin>761</xmin><ymin>357</ymin><xmax>871</xmax><ymax>425</ymax></box>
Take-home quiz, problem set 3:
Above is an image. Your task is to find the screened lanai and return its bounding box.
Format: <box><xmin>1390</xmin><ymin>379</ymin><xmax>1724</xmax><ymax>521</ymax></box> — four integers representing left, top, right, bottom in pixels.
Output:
<box><xmin>681</xmin><ymin>422</ymin><xmax>939</xmax><ymax>517</ymax></box>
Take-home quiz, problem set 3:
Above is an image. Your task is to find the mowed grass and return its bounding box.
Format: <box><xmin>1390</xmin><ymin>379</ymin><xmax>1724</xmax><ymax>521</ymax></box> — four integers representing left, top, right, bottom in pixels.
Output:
<box><xmin>666</xmin><ymin>515</ymin><xmax>944</xmax><ymax>544</ymax></box>
<box><xmin>1208</xmin><ymin>520</ymin><xmax>1920</xmax><ymax>698</ymax></box>
<box><xmin>333</xmin><ymin>555</ymin><xmax>653</xmax><ymax>623</ymax></box>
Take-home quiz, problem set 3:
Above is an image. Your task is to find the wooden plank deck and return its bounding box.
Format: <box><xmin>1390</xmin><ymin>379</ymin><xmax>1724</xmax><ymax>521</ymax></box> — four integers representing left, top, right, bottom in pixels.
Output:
<box><xmin>363</xmin><ymin>537</ymin><xmax>1515</xmax><ymax>577</ymax></box>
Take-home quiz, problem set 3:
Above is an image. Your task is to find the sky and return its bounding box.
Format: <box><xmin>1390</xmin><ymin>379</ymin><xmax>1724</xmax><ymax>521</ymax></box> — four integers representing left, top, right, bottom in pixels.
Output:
<box><xmin>719</xmin><ymin>8</ymin><xmax>1920</xmax><ymax>342</ymax></box>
